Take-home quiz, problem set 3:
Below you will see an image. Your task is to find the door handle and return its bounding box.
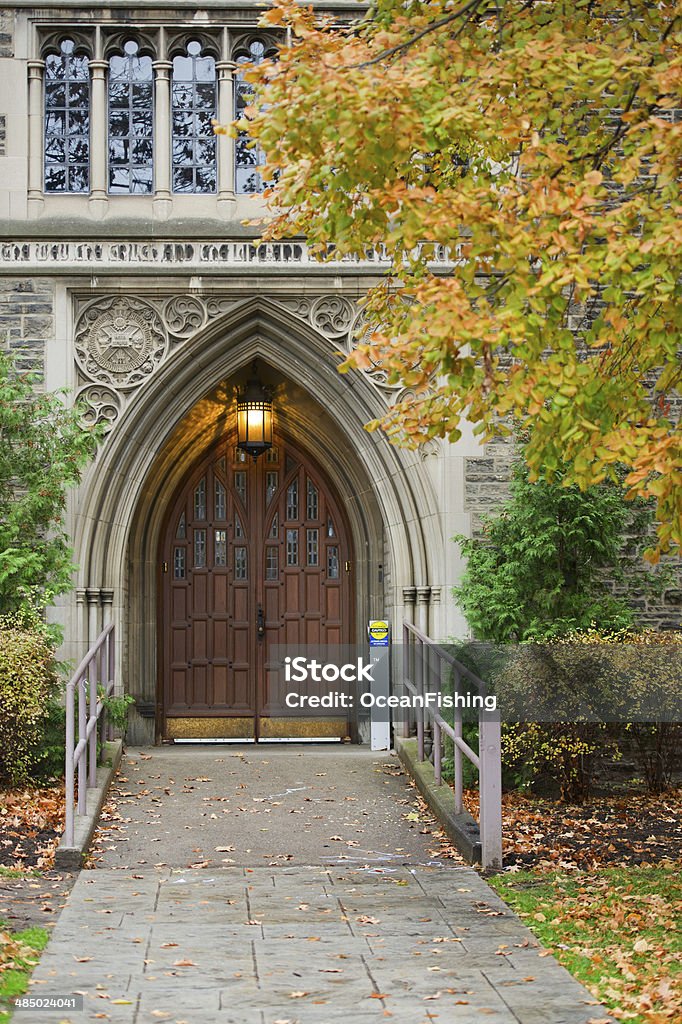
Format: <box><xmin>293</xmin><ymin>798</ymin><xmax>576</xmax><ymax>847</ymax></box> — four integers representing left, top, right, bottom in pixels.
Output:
<box><xmin>257</xmin><ymin>604</ymin><xmax>265</xmax><ymax>640</ymax></box>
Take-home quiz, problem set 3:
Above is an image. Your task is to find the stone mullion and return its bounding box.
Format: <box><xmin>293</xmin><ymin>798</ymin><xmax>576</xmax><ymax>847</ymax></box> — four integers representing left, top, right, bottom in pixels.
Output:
<box><xmin>88</xmin><ymin>59</ymin><xmax>109</xmax><ymax>216</ymax></box>
<box><xmin>216</xmin><ymin>60</ymin><xmax>236</xmax><ymax>212</ymax></box>
<box><xmin>153</xmin><ymin>60</ymin><xmax>173</xmax><ymax>217</ymax></box>
<box><xmin>27</xmin><ymin>59</ymin><xmax>45</xmax><ymax>212</ymax></box>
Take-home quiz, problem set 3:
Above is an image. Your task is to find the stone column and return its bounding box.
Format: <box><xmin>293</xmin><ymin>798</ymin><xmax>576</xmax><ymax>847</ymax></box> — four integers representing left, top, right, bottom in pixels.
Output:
<box><xmin>402</xmin><ymin>586</ymin><xmax>417</xmax><ymax>627</ymax></box>
<box><xmin>416</xmin><ymin>586</ymin><xmax>431</xmax><ymax>637</ymax></box>
<box><xmin>216</xmin><ymin>60</ymin><xmax>237</xmax><ymax>214</ymax></box>
<box><xmin>153</xmin><ymin>60</ymin><xmax>173</xmax><ymax>219</ymax></box>
<box><xmin>75</xmin><ymin>588</ymin><xmax>87</xmax><ymax>655</ymax></box>
<box><xmin>86</xmin><ymin>587</ymin><xmax>101</xmax><ymax>646</ymax></box>
<box><xmin>429</xmin><ymin>586</ymin><xmax>442</xmax><ymax>639</ymax></box>
<box><xmin>88</xmin><ymin>60</ymin><xmax>109</xmax><ymax>217</ymax></box>
<box><xmin>100</xmin><ymin>588</ymin><xmax>114</xmax><ymax>626</ymax></box>
<box><xmin>27</xmin><ymin>60</ymin><xmax>45</xmax><ymax>213</ymax></box>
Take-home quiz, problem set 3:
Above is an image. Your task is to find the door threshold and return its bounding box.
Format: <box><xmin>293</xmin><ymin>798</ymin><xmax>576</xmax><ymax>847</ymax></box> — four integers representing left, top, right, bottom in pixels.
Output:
<box><xmin>172</xmin><ymin>737</ymin><xmax>256</xmax><ymax>744</ymax></box>
<box><xmin>257</xmin><ymin>737</ymin><xmax>342</xmax><ymax>744</ymax></box>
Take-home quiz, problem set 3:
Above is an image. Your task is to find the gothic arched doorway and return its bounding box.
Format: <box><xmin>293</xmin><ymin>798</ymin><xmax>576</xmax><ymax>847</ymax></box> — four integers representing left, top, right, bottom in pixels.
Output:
<box><xmin>159</xmin><ymin>432</ymin><xmax>354</xmax><ymax>741</ymax></box>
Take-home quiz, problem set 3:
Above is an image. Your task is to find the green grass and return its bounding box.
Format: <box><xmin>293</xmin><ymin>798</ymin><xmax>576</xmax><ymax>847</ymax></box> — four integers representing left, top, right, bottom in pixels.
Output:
<box><xmin>490</xmin><ymin>865</ymin><xmax>681</xmax><ymax>1023</ymax></box>
<box><xmin>0</xmin><ymin>922</ymin><xmax>50</xmax><ymax>1023</ymax></box>
<box><xmin>0</xmin><ymin>869</ymin><xmax>39</xmax><ymax>880</ymax></box>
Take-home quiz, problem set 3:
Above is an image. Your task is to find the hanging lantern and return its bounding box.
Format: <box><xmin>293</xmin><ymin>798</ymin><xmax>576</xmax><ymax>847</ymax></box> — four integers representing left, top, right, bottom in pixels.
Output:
<box><xmin>236</xmin><ymin>364</ymin><xmax>273</xmax><ymax>460</ymax></box>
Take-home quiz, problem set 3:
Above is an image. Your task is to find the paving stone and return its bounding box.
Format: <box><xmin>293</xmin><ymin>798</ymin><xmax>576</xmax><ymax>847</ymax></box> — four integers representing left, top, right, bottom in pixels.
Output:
<box><xmin>24</xmin><ymin>749</ymin><xmax>613</xmax><ymax>1023</ymax></box>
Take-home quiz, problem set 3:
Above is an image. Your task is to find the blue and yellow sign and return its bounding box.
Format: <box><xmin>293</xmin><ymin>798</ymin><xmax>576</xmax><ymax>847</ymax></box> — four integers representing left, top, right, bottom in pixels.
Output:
<box><xmin>368</xmin><ymin>620</ymin><xmax>390</xmax><ymax>647</ymax></box>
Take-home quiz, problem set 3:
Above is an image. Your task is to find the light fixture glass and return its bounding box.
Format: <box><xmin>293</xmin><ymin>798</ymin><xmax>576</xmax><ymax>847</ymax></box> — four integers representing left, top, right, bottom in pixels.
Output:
<box><xmin>236</xmin><ymin>364</ymin><xmax>273</xmax><ymax>460</ymax></box>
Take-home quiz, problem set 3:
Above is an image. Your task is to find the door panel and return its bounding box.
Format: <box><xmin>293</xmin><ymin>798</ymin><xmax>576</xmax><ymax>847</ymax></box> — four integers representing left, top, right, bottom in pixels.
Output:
<box><xmin>160</xmin><ymin>435</ymin><xmax>352</xmax><ymax>739</ymax></box>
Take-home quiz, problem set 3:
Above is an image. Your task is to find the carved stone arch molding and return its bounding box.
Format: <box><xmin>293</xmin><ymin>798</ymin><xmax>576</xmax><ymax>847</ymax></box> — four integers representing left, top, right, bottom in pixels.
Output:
<box><xmin>70</xmin><ymin>300</ymin><xmax>442</xmax><ymax>739</ymax></box>
<box><xmin>103</xmin><ymin>29</ymin><xmax>159</xmax><ymax>60</ymax></box>
<box><xmin>40</xmin><ymin>29</ymin><xmax>94</xmax><ymax>58</ymax></box>
<box><xmin>231</xmin><ymin>32</ymin><xmax>280</xmax><ymax>61</ymax></box>
<box><xmin>166</xmin><ymin>31</ymin><xmax>221</xmax><ymax>61</ymax></box>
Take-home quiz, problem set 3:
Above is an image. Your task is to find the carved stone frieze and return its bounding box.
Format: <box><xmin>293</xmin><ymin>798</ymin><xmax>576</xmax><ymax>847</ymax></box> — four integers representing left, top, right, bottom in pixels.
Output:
<box><xmin>72</xmin><ymin>291</ymin><xmax>409</xmax><ymax>442</ymax></box>
<box><xmin>75</xmin><ymin>296</ymin><xmax>167</xmax><ymax>390</ymax></box>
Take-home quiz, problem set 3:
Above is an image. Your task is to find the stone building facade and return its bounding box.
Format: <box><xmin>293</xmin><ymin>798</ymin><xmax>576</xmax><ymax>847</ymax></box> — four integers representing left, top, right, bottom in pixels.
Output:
<box><xmin>0</xmin><ymin>3</ymin><xmax>677</xmax><ymax>744</ymax></box>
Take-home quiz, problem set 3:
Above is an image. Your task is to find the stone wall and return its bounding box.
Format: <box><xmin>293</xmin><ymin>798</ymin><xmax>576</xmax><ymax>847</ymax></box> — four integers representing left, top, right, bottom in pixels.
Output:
<box><xmin>0</xmin><ymin>11</ymin><xmax>13</xmax><ymax>58</ymax></box>
<box><xmin>0</xmin><ymin>278</ymin><xmax>54</xmax><ymax>377</ymax></box>
<box><xmin>464</xmin><ymin>435</ymin><xmax>515</xmax><ymax>534</ymax></box>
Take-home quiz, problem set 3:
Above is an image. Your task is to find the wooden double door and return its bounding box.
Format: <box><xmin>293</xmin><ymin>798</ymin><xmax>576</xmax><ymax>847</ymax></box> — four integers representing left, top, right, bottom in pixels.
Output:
<box><xmin>160</xmin><ymin>435</ymin><xmax>352</xmax><ymax>740</ymax></box>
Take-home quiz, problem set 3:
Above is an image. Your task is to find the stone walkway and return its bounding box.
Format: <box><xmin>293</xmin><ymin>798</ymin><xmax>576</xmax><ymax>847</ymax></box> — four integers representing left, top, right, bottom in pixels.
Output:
<box><xmin>25</xmin><ymin>747</ymin><xmax>611</xmax><ymax>1023</ymax></box>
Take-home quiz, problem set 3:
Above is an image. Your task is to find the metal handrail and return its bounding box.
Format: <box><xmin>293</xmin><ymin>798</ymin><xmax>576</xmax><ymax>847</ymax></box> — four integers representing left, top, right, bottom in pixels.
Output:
<box><xmin>401</xmin><ymin>622</ymin><xmax>502</xmax><ymax>870</ymax></box>
<box><xmin>64</xmin><ymin>623</ymin><xmax>115</xmax><ymax>848</ymax></box>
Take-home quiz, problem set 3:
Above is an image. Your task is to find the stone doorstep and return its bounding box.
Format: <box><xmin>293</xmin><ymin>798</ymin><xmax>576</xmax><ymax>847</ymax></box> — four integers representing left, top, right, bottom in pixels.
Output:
<box><xmin>54</xmin><ymin>740</ymin><xmax>123</xmax><ymax>871</ymax></box>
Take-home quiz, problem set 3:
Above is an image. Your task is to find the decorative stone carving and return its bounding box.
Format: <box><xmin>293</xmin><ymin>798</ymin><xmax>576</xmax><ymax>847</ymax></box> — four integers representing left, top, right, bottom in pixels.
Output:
<box><xmin>274</xmin><ymin>297</ymin><xmax>312</xmax><ymax>320</ymax></box>
<box><xmin>164</xmin><ymin>295</ymin><xmax>206</xmax><ymax>338</ymax></box>
<box><xmin>310</xmin><ymin>296</ymin><xmax>355</xmax><ymax>338</ymax></box>
<box><xmin>419</xmin><ymin>438</ymin><xmax>441</xmax><ymax>460</ymax></box>
<box><xmin>75</xmin><ymin>296</ymin><xmax>167</xmax><ymax>390</ymax></box>
<box><xmin>204</xmin><ymin>296</ymin><xmax>238</xmax><ymax>320</ymax></box>
<box><xmin>350</xmin><ymin>309</ymin><xmax>404</xmax><ymax>392</ymax></box>
<box><xmin>76</xmin><ymin>384</ymin><xmax>122</xmax><ymax>432</ymax></box>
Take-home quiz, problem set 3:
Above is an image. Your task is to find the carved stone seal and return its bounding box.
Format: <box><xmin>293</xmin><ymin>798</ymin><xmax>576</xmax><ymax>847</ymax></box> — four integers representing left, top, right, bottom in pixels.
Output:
<box><xmin>75</xmin><ymin>296</ymin><xmax>167</xmax><ymax>390</ymax></box>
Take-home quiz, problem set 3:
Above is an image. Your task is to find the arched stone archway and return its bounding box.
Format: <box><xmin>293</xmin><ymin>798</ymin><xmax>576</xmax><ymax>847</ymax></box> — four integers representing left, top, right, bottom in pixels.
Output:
<box><xmin>64</xmin><ymin>298</ymin><xmax>444</xmax><ymax>743</ymax></box>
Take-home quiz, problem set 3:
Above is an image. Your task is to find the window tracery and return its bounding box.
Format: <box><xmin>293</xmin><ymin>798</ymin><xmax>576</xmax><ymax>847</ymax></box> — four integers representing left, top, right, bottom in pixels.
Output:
<box><xmin>108</xmin><ymin>40</ymin><xmax>154</xmax><ymax>194</ymax></box>
<box><xmin>171</xmin><ymin>41</ymin><xmax>217</xmax><ymax>194</ymax></box>
<box><xmin>37</xmin><ymin>28</ymin><xmax>281</xmax><ymax>199</ymax></box>
<box><xmin>234</xmin><ymin>38</ymin><xmax>277</xmax><ymax>195</ymax></box>
<box><xmin>44</xmin><ymin>40</ymin><xmax>90</xmax><ymax>193</ymax></box>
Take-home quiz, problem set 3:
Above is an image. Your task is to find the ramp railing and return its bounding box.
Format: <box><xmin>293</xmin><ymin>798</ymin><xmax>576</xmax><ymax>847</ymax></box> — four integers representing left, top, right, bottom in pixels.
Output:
<box><xmin>64</xmin><ymin>623</ymin><xmax>115</xmax><ymax>847</ymax></box>
<box><xmin>401</xmin><ymin>622</ymin><xmax>503</xmax><ymax>870</ymax></box>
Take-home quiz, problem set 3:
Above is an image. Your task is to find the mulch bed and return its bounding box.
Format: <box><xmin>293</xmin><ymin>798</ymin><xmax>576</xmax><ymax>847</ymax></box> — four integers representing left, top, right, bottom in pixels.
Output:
<box><xmin>462</xmin><ymin>788</ymin><xmax>682</xmax><ymax>870</ymax></box>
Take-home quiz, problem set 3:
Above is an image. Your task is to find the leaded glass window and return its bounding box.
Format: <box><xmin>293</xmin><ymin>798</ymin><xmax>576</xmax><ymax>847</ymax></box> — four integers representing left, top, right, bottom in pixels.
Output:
<box><xmin>108</xmin><ymin>41</ymin><xmax>153</xmax><ymax>194</ymax></box>
<box><xmin>194</xmin><ymin>528</ymin><xmax>207</xmax><ymax>568</ymax></box>
<box><xmin>269</xmin><ymin>513</ymin><xmax>278</xmax><ymax>539</ymax></box>
<box><xmin>266</xmin><ymin>471</ymin><xmax>278</xmax><ymax>505</ymax></box>
<box><xmin>327</xmin><ymin>546</ymin><xmax>339</xmax><ymax>579</ymax></box>
<box><xmin>286</xmin><ymin>529</ymin><xmax>298</xmax><ymax>566</ymax></box>
<box><xmin>234</xmin><ymin>513</ymin><xmax>244</xmax><ymax>539</ymax></box>
<box><xmin>234</xmin><ymin>38</ymin><xmax>276</xmax><ymax>194</ymax></box>
<box><xmin>306</xmin><ymin>479</ymin><xmax>318</xmax><ymax>520</ymax></box>
<box><xmin>286</xmin><ymin>479</ymin><xmax>298</xmax><ymax>521</ymax></box>
<box><xmin>44</xmin><ymin>40</ymin><xmax>90</xmax><ymax>193</ymax></box>
<box><xmin>306</xmin><ymin>528</ymin><xmax>319</xmax><ymax>566</ymax></box>
<box><xmin>194</xmin><ymin>478</ymin><xmax>206</xmax><ymax>520</ymax></box>
<box><xmin>214</xmin><ymin>529</ymin><xmax>227</xmax><ymax>566</ymax></box>
<box><xmin>215</xmin><ymin>479</ymin><xmax>226</xmax><ymax>520</ymax></box>
<box><xmin>234</xmin><ymin>546</ymin><xmax>247</xmax><ymax>580</ymax></box>
<box><xmin>235</xmin><ymin>471</ymin><xmax>247</xmax><ymax>504</ymax></box>
<box><xmin>172</xmin><ymin>41</ymin><xmax>217</xmax><ymax>194</ymax></box>
<box><xmin>265</xmin><ymin>546</ymin><xmax>278</xmax><ymax>580</ymax></box>
<box><xmin>176</xmin><ymin>512</ymin><xmax>186</xmax><ymax>539</ymax></box>
<box><xmin>173</xmin><ymin>546</ymin><xmax>186</xmax><ymax>579</ymax></box>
